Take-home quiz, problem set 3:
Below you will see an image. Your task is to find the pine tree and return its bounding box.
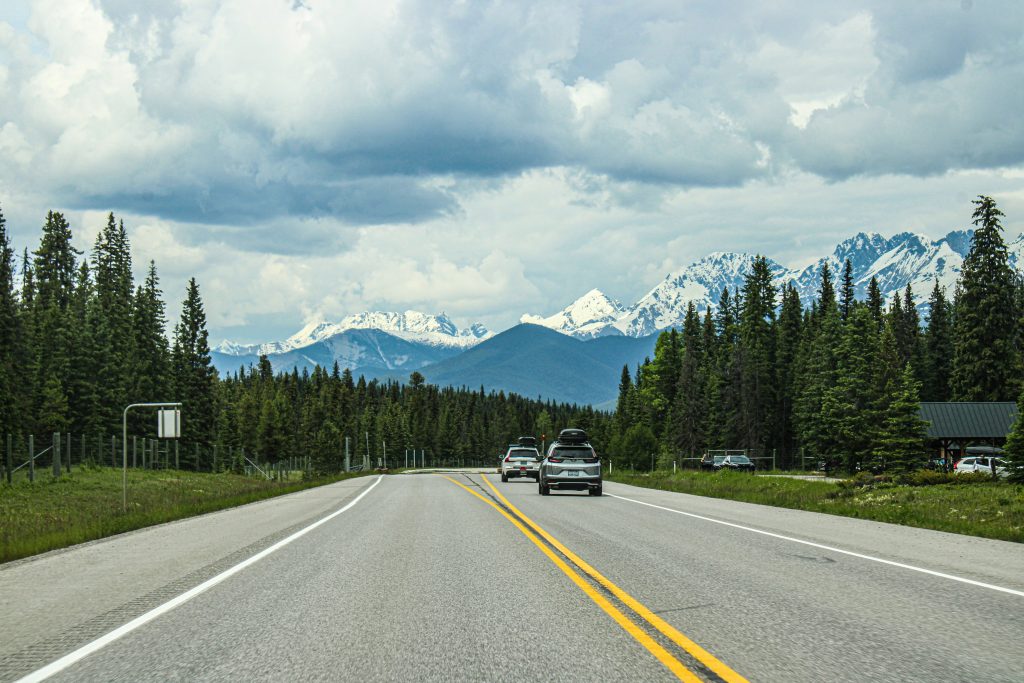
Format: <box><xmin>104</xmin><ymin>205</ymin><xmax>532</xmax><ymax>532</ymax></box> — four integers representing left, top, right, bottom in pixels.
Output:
<box><xmin>1002</xmin><ymin>385</ymin><xmax>1024</xmax><ymax>482</ymax></box>
<box><xmin>615</xmin><ymin>365</ymin><xmax>632</xmax><ymax>436</ymax></box>
<box><xmin>839</xmin><ymin>258</ymin><xmax>855</xmax><ymax>321</ymax></box>
<box><xmin>737</xmin><ymin>256</ymin><xmax>776</xmax><ymax>451</ymax></box>
<box><xmin>866</xmin><ymin>276</ymin><xmax>884</xmax><ymax>331</ymax></box>
<box><xmin>922</xmin><ymin>280</ymin><xmax>953</xmax><ymax>401</ymax></box>
<box><xmin>873</xmin><ymin>363</ymin><xmax>928</xmax><ymax>473</ymax></box>
<box><xmin>171</xmin><ymin>278</ymin><xmax>218</xmax><ymax>443</ymax></box>
<box><xmin>666</xmin><ymin>303</ymin><xmax>706</xmax><ymax>457</ymax></box>
<box><xmin>132</xmin><ymin>261</ymin><xmax>170</xmax><ymax>404</ymax></box>
<box><xmin>66</xmin><ymin>260</ymin><xmax>102</xmax><ymax>435</ymax></box>
<box><xmin>774</xmin><ymin>283</ymin><xmax>802</xmax><ymax>466</ymax></box>
<box><xmin>0</xmin><ymin>205</ymin><xmax>23</xmax><ymax>436</ymax></box>
<box><xmin>952</xmin><ymin>196</ymin><xmax>1020</xmax><ymax>401</ymax></box>
<box><xmin>821</xmin><ymin>306</ymin><xmax>880</xmax><ymax>471</ymax></box>
<box><xmin>92</xmin><ymin>213</ymin><xmax>135</xmax><ymax>432</ymax></box>
<box><xmin>818</xmin><ymin>262</ymin><xmax>837</xmax><ymax>318</ymax></box>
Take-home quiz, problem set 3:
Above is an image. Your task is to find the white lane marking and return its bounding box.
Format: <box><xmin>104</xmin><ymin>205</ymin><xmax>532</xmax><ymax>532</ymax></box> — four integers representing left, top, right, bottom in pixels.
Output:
<box><xmin>17</xmin><ymin>475</ymin><xmax>385</xmax><ymax>683</ymax></box>
<box><xmin>608</xmin><ymin>492</ymin><xmax>1024</xmax><ymax>598</ymax></box>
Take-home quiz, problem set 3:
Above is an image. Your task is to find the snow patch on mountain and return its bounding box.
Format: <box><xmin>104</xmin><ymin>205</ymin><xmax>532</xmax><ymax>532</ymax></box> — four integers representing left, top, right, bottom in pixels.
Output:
<box><xmin>215</xmin><ymin>311</ymin><xmax>492</xmax><ymax>356</ymax></box>
<box><xmin>529</xmin><ymin>229</ymin><xmax>1023</xmax><ymax>339</ymax></box>
<box><xmin>521</xmin><ymin>289</ymin><xmax>626</xmax><ymax>338</ymax></box>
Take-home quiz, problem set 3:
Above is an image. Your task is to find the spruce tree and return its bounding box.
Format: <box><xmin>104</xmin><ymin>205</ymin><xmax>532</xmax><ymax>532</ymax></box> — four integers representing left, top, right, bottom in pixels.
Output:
<box><xmin>952</xmin><ymin>196</ymin><xmax>1019</xmax><ymax>401</ymax></box>
<box><xmin>737</xmin><ymin>256</ymin><xmax>776</xmax><ymax>451</ymax></box>
<box><xmin>867</xmin><ymin>276</ymin><xmax>884</xmax><ymax>331</ymax></box>
<box><xmin>1002</xmin><ymin>386</ymin><xmax>1024</xmax><ymax>482</ymax></box>
<box><xmin>66</xmin><ymin>260</ymin><xmax>102</xmax><ymax>435</ymax></box>
<box><xmin>666</xmin><ymin>304</ymin><xmax>706</xmax><ymax>457</ymax></box>
<box><xmin>873</xmin><ymin>363</ymin><xmax>928</xmax><ymax>473</ymax></box>
<box><xmin>171</xmin><ymin>278</ymin><xmax>218</xmax><ymax>443</ymax></box>
<box><xmin>0</xmin><ymin>205</ymin><xmax>23</xmax><ymax>436</ymax></box>
<box><xmin>132</xmin><ymin>261</ymin><xmax>170</xmax><ymax>404</ymax></box>
<box><xmin>839</xmin><ymin>258</ymin><xmax>855</xmax><ymax>321</ymax></box>
<box><xmin>774</xmin><ymin>284</ymin><xmax>802</xmax><ymax>466</ymax></box>
<box><xmin>92</xmin><ymin>213</ymin><xmax>135</xmax><ymax>432</ymax></box>
<box><xmin>923</xmin><ymin>280</ymin><xmax>953</xmax><ymax>401</ymax></box>
<box><xmin>822</xmin><ymin>306</ymin><xmax>880</xmax><ymax>471</ymax></box>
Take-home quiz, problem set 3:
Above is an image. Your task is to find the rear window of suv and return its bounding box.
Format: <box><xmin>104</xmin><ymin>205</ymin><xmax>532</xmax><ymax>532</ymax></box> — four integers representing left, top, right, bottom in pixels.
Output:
<box><xmin>550</xmin><ymin>447</ymin><xmax>594</xmax><ymax>459</ymax></box>
<box><xmin>509</xmin><ymin>449</ymin><xmax>538</xmax><ymax>458</ymax></box>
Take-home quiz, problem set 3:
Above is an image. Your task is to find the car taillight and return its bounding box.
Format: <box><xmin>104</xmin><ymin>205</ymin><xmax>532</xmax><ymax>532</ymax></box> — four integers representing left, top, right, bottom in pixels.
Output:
<box><xmin>548</xmin><ymin>457</ymin><xmax>562</xmax><ymax>463</ymax></box>
<box><xmin>504</xmin><ymin>456</ymin><xmax>511</xmax><ymax>462</ymax></box>
<box><xmin>584</xmin><ymin>458</ymin><xmax>598</xmax><ymax>464</ymax></box>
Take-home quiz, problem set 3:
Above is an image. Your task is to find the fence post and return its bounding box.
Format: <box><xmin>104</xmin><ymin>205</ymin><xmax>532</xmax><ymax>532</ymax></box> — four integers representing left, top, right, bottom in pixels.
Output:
<box><xmin>772</xmin><ymin>449</ymin><xmax>776</xmax><ymax>471</ymax></box>
<box><xmin>81</xmin><ymin>433</ymin><xmax>85</xmax><ymax>467</ymax></box>
<box><xmin>111</xmin><ymin>435</ymin><xmax>116</xmax><ymax>467</ymax></box>
<box><xmin>52</xmin><ymin>432</ymin><xmax>61</xmax><ymax>477</ymax></box>
<box><xmin>212</xmin><ymin>444</ymin><xmax>217</xmax><ymax>473</ymax></box>
<box><xmin>65</xmin><ymin>432</ymin><xmax>71</xmax><ymax>473</ymax></box>
<box><xmin>28</xmin><ymin>434</ymin><xmax>35</xmax><ymax>482</ymax></box>
<box><xmin>5</xmin><ymin>434</ymin><xmax>11</xmax><ymax>484</ymax></box>
<box><xmin>132</xmin><ymin>436</ymin><xmax>137</xmax><ymax>469</ymax></box>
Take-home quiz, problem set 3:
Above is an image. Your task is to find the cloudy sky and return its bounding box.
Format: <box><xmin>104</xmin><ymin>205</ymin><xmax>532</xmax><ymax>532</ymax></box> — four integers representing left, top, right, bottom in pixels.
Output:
<box><xmin>2</xmin><ymin>0</ymin><xmax>1023</xmax><ymax>344</ymax></box>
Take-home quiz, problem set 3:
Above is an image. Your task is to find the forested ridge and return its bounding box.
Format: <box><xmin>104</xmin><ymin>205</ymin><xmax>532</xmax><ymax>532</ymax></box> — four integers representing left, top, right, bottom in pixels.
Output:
<box><xmin>3</xmin><ymin>196</ymin><xmax>1024</xmax><ymax>479</ymax></box>
<box><xmin>609</xmin><ymin>196</ymin><xmax>1024</xmax><ymax>479</ymax></box>
<box><xmin>0</xmin><ymin>205</ymin><xmax>609</xmax><ymax>472</ymax></box>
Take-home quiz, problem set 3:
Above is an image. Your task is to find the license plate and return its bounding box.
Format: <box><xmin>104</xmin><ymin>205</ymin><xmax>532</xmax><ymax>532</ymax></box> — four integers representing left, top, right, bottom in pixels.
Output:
<box><xmin>568</xmin><ymin>470</ymin><xmax>579</xmax><ymax>477</ymax></box>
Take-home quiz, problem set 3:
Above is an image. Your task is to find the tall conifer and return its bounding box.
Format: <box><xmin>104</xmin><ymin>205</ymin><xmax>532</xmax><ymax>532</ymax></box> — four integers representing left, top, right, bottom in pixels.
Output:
<box><xmin>952</xmin><ymin>196</ymin><xmax>1019</xmax><ymax>400</ymax></box>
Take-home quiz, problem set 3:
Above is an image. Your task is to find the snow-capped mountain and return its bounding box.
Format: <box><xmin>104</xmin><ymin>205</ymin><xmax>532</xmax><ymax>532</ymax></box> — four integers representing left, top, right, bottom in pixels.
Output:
<box><xmin>215</xmin><ymin>311</ymin><xmax>492</xmax><ymax>357</ymax></box>
<box><xmin>528</xmin><ymin>229</ymin><xmax>1024</xmax><ymax>339</ymax></box>
<box><xmin>520</xmin><ymin>289</ymin><xmax>626</xmax><ymax>338</ymax></box>
<box><xmin>616</xmin><ymin>253</ymin><xmax>790</xmax><ymax>337</ymax></box>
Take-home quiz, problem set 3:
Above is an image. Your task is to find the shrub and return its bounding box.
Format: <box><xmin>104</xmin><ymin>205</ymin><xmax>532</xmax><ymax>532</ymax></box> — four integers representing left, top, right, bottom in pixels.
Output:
<box><xmin>898</xmin><ymin>469</ymin><xmax>956</xmax><ymax>487</ymax></box>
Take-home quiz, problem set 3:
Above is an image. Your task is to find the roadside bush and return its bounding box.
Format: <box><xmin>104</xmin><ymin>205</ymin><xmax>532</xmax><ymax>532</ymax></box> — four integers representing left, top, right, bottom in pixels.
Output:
<box><xmin>897</xmin><ymin>469</ymin><xmax>956</xmax><ymax>487</ymax></box>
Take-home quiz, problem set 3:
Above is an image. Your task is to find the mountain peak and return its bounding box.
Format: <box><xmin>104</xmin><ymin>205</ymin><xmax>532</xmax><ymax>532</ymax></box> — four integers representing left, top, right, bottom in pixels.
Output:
<box><xmin>521</xmin><ymin>289</ymin><xmax>625</xmax><ymax>339</ymax></box>
<box><xmin>216</xmin><ymin>310</ymin><xmax>492</xmax><ymax>356</ymax></box>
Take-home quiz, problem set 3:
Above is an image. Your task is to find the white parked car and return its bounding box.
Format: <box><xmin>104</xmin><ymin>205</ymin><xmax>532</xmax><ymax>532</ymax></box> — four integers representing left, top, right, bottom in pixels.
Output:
<box><xmin>501</xmin><ymin>447</ymin><xmax>541</xmax><ymax>482</ymax></box>
<box><xmin>953</xmin><ymin>456</ymin><xmax>1009</xmax><ymax>478</ymax></box>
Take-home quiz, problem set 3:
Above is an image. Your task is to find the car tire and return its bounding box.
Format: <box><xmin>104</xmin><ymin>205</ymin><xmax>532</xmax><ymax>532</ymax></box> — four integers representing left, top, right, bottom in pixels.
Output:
<box><xmin>589</xmin><ymin>485</ymin><xmax>602</xmax><ymax>496</ymax></box>
<box><xmin>539</xmin><ymin>480</ymin><xmax>550</xmax><ymax>496</ymax></box>
<box><xmin>501</xmin><ymin>473</ymin><xmax>508</xmax><ymax>482</ymax></box>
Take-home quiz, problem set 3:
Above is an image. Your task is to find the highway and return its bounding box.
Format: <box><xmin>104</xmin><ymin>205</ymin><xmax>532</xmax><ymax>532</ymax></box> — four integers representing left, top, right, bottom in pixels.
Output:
<box><xmin>1</xmin><ymin>471</ymin><xmax>1022</xmax><ymax>682</ymax></box>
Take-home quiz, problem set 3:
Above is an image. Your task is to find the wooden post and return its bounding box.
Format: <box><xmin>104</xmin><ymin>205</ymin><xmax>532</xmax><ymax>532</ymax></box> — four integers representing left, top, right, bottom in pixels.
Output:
<box><xmin>212</xmin><ymin>444</ymin><xmax>217</xmax><ymax>473</ymax></box>
<box><xmin>111</xmin><ymin>435</ymin><xmax>116</xmax><ymax>467</ymax></box>
<box><xmin>133</xmin><ymin>436</ymin><xmax>137</xmax><ymax>469</ymax></box>
<box><xmin>5</xmin><ymin>434</ymin><xmax>12</xmax><ymax>484</ymax></box>
<box><xmin>66</xmin><ymin>432</ymin><xmax>71</xmax><ymax>473</ymax></box>
<box><xmin>28</xmin><ymin>434</ymin><xmax>35</xmax><ymax>482</ymax></box>
<box><xmin>52</xmin><ymin>432</ymin><xmax>61</xmax><ymax>477</ymax></box>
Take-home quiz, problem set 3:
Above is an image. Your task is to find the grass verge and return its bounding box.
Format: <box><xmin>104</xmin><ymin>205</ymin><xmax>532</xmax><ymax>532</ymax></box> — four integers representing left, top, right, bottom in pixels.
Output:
<box><xmin>0</xmin><ymin>466</ymin><xmax>374</xmax><ymax>564</ymax></box>
<box><xmin>606</xmin><ymin>469</ymin><xmax>1024</xmax><ymax>543</ymax></box>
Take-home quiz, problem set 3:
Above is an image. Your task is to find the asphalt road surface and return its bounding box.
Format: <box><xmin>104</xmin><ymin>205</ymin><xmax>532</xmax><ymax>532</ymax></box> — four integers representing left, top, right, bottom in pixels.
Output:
<box><xmin>2</xmin><ymin>471</ymin><xmax>1022</xmax><ymax>682</ymax></box>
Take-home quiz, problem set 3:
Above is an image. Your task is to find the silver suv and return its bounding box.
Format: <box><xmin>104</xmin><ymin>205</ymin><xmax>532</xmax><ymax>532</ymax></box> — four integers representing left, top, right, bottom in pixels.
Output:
<box><xmin>501</xmin><ymin>447</ymin><xmax>541</xmax><ymax>481</ymax></box>
<box><xmin>538</xmin><ymin>429</ymin><xmax>602</xmax><ymax>496</ymax></box>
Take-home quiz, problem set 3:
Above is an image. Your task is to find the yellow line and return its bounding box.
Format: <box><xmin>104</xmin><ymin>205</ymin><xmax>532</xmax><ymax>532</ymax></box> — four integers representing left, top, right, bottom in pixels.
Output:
<box><xmin>481</xmin><ymin>474</ymin><xmax>748</xmax><ymax>683</ymax></box>
<box><xmin>442</xmin><ymin>476</ymin><xmax>700</xmax><ymax>683</ymax></box>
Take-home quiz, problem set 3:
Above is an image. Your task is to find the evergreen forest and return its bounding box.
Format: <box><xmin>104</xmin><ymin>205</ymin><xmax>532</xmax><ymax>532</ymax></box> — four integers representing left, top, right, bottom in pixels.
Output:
<box><xmin>0</xmin><ymin>205</ymin><xmax>608</xmax><ymax>474</ymax></box>
<box><xmin>609</xmin><ymin>196</ymin><xmax>1024</xmax><ymax>479</ymax></box>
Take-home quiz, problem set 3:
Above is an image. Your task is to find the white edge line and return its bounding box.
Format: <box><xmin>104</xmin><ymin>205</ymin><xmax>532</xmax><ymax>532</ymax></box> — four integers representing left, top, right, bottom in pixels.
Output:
<box><xmin>16</xmin><ymin>475</ymin><xmax>385</xmax><ymax>683</ymax></box>
<box><xmin>607</xmin><ymin>492</ymin><xmax>1024</xmax><ymax>598</ymax></box>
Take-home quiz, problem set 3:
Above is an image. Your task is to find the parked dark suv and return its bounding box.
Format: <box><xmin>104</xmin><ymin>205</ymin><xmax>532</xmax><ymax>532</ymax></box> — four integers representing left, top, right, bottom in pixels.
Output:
<box><xmin>539</xmin><ymin>428</ymin><xmax>602</xmax><ymax>496</ymax></box>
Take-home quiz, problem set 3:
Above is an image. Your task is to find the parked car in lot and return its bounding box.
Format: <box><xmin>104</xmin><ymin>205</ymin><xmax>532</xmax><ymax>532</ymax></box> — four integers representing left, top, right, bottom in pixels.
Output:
<box><xmin>538</xmin><ymin>428</ymin><xmax>602</xmax><ymax>496</ymax></box>
<box><xmin>700</xmin><ymin>454</ymin><xmax>726</xmax><ymax>470</ymax></box>
<box><xmin>716</xmin><ymin>454</ymin><xmax>755</xmax><ymax>472</ymax></box>
<box><xmin>953</xmin><ymin>456</ymin><xmax>1009</xmax><ymax>478</ymax></box>
<box><xmin>501</xmin><ymin>447</ymin><xmax>541</xmax><ymax>482</ymax></box>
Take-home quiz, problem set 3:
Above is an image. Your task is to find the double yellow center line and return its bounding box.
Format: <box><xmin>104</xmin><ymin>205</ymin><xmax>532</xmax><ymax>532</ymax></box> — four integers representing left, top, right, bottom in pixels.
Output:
<box><xmin>444</xmin><ymin>474</ymin><xmax>746</xmax><ymax>683</ymax></box>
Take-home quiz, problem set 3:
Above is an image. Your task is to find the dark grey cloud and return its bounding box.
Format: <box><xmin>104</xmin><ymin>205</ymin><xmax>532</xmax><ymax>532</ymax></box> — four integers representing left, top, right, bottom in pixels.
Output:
<box><xmin>3</xmin><ymin>0</ymin><xmax>1024</xmax><ymax>231</ymax></box>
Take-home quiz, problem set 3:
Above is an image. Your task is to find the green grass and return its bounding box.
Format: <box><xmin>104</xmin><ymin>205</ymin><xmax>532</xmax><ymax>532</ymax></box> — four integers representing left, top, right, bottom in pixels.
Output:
<box><xmin>606</xmin><ymin>469</ymin><xmax>1024</xmax><ymax>543</ymax></box>
<box><xmin>0</xmin><ymin>466</ymin><xmax>374</xmax><ymax>563</ymax></box>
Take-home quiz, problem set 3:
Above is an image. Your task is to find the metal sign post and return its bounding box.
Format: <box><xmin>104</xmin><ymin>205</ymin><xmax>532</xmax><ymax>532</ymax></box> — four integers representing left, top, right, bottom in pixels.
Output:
<box><xmin>123</xmin><ymin>402</ymin><xmax>182</xmax><ymax>512</ymax></box>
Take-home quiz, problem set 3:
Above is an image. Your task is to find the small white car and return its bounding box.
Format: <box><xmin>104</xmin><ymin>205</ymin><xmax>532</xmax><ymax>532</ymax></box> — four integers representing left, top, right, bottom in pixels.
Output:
<box><xmin>953</xmin><ymin>456</ymin><xmax>1009</xmax><ymax>478</ymax></box>
<box><xmin>501</xmin><ymin>447</ymin><xmax>541</xmax><ymax>482</ymax></box>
